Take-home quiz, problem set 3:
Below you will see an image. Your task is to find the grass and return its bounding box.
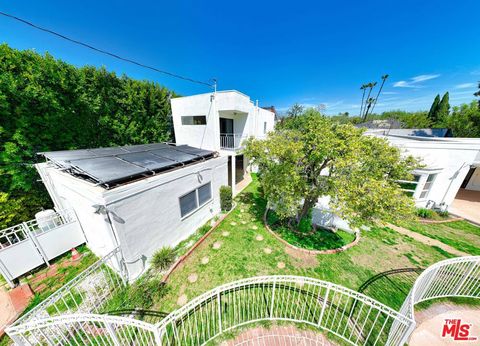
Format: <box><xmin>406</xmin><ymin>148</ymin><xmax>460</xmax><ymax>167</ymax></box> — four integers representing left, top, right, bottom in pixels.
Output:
<box><xmin>266</xmin><ymin>210</ymin><xmax>356</xmax><ymax>251</ymax></box>
<box><xmin>398</xmin><ymin>219</ymin><xmax>480</xmax><ymax>255</ymax></box>
<box><xmin>152</xmin><ymin>174</ymin><xmax>453</xmax><ymax>314</ymax></box>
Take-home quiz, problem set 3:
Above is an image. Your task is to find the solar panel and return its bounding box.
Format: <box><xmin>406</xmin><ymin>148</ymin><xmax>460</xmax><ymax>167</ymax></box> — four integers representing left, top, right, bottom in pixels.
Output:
<box><xmin>118</xmin><ymin>152</ymin><xmax>178</xmax><ymax>171</ymax></box>
<box><xmin>40</xmin><ymin>143</ymin><xmax>215</xmax><ymax>188</ymax></box>
<box><xmin>70</xmin><ymin>157</ymin><xmax>148</xmax><ymax>184</ymax></box>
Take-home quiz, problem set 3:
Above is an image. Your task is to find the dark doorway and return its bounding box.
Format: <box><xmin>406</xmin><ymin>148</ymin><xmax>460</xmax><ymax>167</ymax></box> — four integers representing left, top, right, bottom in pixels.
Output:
<box><xmin>227</xmin><ymin>156</ymin><xmax>232</xmax><ymax>187</ymax></box>
<box><xmin>461</xmin><ymin>168</ymin><xmax>476</xmax><ymax>188</ymax></box>
<box><xmin>235</xmin><ymin>155</ymin><xmax>244</xmax><ymax>184</ymax></box>
<box><xmin>219</xmin><ymin>118</ymin><xmax>234</xmax><ymax>134</ymax></box>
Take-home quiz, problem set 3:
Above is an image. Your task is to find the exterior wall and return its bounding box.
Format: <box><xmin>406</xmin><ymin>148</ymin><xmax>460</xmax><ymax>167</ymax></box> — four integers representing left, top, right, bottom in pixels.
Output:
<box><xmin>466</xmin><ymin>168</ymin><xmax>480</xmax><ymax>191</ymax></box>
<box><xmin>103</xmin><ymin>156</ymin><xmax>228</xmax><ymax>280</ymax></box>
<box><xmin>384</xmin><ymin>138</ymin><xmax>480</xmax><ymax>209</ymax></box>
<box><xmin>171</xmin><ymin>91</ymin><xmax>275</xmax><ymax>152</ymax></box>
<box><xmin>35</xmin><ymin>163</ymin><xmax>116</xmax><ymax>258</ymax></box>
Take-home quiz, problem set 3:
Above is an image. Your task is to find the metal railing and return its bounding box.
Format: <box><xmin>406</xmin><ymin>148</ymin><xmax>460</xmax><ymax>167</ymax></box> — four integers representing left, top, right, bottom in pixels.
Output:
<box><xmin>0</xmin><ymin>209</ymin><xmax>76</xmax><ymax>250</ymax></box>
<box><xmin>220</xmin><ymin>133</ymin><xmax>247</xmax><ymax>150</ymax></box>
<box><xmin>388</xmin><ymin>256</ymin><xmax>480</xmax><ymax>344</ymax></box>
<box><xmin>7</xmin><ymin>247</ymin><xmax>126</xmax><ymax>343</ymax></box>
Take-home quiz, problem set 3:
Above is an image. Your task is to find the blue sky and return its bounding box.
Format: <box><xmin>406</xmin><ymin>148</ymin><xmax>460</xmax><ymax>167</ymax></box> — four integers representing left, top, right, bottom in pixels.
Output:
<box><xmin>1</xmin><ymin>1</ymin><xmax>479</xmax><ymax>115</ymax></box>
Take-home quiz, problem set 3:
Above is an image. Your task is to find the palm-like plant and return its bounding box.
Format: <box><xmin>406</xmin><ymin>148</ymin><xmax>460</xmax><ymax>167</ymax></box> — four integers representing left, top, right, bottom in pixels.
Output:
<box><xmin>369</xmin><ymin>74</ymin><xmax>389</xmax><ymax>116</ymax></box>
<box><xmin>359</xmin><ymin>84</ymin><xmax>367</xmax><ymax>117</ymax></box>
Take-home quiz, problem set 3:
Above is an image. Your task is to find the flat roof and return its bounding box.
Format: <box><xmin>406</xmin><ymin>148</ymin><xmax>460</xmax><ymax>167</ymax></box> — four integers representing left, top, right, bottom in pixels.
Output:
<box><xmin>39</xmin><ymin>143</ymin><xmax>216</xmax><ymax>189</ymax></box>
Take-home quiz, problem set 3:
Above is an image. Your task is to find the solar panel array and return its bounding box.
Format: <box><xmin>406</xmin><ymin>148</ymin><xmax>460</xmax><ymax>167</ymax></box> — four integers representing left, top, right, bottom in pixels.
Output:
<box><xmin>40</xmin><ymin>143</ymin><xmax>215</xmax><ymax>188</ymax></box>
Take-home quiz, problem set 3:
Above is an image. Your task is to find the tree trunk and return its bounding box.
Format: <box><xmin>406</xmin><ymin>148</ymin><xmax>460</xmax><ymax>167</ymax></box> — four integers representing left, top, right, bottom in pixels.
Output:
<box><xmin>297</xmin><ymin>197</ymin><xmax>315</xmax><ymax>226</ymax></box>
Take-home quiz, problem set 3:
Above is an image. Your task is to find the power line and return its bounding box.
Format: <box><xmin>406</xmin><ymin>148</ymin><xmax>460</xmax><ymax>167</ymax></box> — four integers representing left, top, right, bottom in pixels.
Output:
<box><xmin>0</xmin><ymin>11</ymin><xmax>214</xmax><ymax>88</ymax></box>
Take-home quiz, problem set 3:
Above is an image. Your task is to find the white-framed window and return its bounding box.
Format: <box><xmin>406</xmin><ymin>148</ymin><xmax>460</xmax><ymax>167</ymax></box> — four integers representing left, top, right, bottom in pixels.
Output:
<box><xmin>263</xmin><ymin>121</ymin><xmax>267</xmax><ymax>134</ymax></box>
<box><xmin>397</xmin><ymin>174</ymin><xmax>421</xmax><ymax>197</ymax></box>
<box><xmin>419</xmin><ymin>173</ymin><xmax>436</xmax><ymax>199</ymax></box>
<box><xmin>181</xmin><ymin>115</ymin><xmax>207</xmax><ymax>125</ymax></box>
<box><xmin>179</xmin><ymin>182</ymin><xmax>212</xmax><ymax>218</ymax></box>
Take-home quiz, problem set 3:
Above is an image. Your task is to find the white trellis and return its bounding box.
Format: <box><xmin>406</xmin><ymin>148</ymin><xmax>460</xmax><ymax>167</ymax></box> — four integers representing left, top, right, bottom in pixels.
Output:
<box><xmin>6</xmin><ymin>256</ymin><xmax>480</xmax><ymax>345</ymax></box>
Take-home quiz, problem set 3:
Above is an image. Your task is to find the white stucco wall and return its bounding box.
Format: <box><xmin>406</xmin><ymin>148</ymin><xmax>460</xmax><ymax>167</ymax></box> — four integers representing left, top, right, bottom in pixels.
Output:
<box><xmin>37</xmin><ymin>156</ymin><xmax>228</xmax><ymax>280</ymax></box>
<box><xmin>382</xmin><ymin>137</ymin><xmax>480</xmax><ymax>208</ymax></box>
<box><xmin>171</xmin><ymin>90</ymin><xmax>275</xmax><ymax>152</ymax></box>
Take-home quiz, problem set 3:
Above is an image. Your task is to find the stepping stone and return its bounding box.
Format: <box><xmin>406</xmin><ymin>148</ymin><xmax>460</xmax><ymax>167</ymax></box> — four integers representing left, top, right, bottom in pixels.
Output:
<box><xmin>240</xmin><ymin>209</ymin><xmax>245</xmax><ymax>213</ymax></box>
<box><xmin>213</xmin><ymin>241</ymin><xmax>222</xmax><ymax>250</ymax></box>
<box><xmin>241</xmin><ymin>221</ymin><xmax>247</xmax><ymax>225</ymax></box>
<box><xmin>201</xmin><ymin>257</ymin><xmax>209</xmax><ymax>264</ymax></box>
<box><xmin>252</xmin><ymin>225</ymin><xmax>258</xmax><ymax>230</ymax></box>
<box><xmin>230</xmin><ymin>222</ymin><xmax>237</xmax><ymax>226</ymax></box>
<box><xmin>177</xmin><ymin>294</ymin><xmax>188</xmax><ymax>306</ymax></box>
<box><xmin>255</xmin><ymin>235</ymin><xmax>264</xmax><ymax>241</ymax></box>
<box><xmin>263</xmin><ymin>247</ymin><xmax>272</xmax><ymax>254</ymax></box>
<box><xmin>222</xmin><ymin>231</ymin><xmax>230</xmax><ymax>237</ymax></box>
<box><xmin>277</xmin><ymin>262</ymin><xmax>286</xmax><ymax>269</ymax></box>
<box><xmin>188</xmin><ymin>273</ymin><xmax>198</xmax><ymax>283</ymax></box>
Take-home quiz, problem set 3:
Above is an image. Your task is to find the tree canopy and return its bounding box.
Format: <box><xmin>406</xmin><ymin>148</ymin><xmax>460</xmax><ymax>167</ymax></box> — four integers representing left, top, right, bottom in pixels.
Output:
<box><xmin>0</xmin><ymin>44</ymin><xmax>176</xmax><ymax>228</ymax></box>
<box><xmin>245</xmin><ymin>109</ymin><xmax>419</xmax><ymax>228</ymax></box>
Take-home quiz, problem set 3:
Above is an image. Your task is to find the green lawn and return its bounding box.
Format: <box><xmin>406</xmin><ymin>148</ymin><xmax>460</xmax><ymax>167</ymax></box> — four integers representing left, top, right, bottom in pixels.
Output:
<box><xmin>153</xmin><ymin>175</ymin><xmax>452</xmax><ymax>314</ymax></box>
<box><xmin>398</xmin><ymin>219</ymin><xmax>480</xmax><ymax>256</ymax></box>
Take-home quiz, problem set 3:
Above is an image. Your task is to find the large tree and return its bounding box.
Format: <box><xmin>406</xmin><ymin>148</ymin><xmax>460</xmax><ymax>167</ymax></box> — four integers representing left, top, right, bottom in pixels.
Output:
<box><xmin>245</xmin><ymin>109</ymin><xmax>419</xmax><ymax>228</ymax></box>
<box><xmin>437</xmin><ymin>92</ymin><xmax>450</xmax><ymax>121</ymax></box>
<box><xmin>427</xmin><ymin>94</ymin><xmax>441</xmax><ymax>124</ymax></box>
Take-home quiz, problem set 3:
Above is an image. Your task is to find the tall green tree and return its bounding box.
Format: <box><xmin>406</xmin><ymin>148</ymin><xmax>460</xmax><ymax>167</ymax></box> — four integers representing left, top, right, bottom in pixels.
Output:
<box><xmin>245</xmin><ymin>109</ymin><xmax>419</xmax><ymax>228</ymax></box>
<box><xmin>427</xmin><ymin>94</ymin><xmax>441</xmax><ymax>124</ymax></box>
<box><xmin>445</xmin><ymin>101</ymin><xmax>480</xmax><ymax>137</ymax></box>
<box><xmin>0</xmin><ymin>44</ymin><xmax>176</xmax><ymax>228</ymax></box>
<box><xmin>437</xmin><ymin>92</ymin><xmax>450</xmax><ymax>121</ymax></box>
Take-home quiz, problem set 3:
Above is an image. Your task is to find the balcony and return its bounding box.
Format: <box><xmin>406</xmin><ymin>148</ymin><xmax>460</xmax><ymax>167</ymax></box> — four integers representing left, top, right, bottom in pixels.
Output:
<box><xmin>220</xmin><ymin>133</ymin><xmax>247</xmax><ymax>150</ymax></box>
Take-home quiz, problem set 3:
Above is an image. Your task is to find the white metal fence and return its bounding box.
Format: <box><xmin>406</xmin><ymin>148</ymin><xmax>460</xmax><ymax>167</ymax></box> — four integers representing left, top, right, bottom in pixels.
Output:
<box><xmin>0</xmin><ymin>209</ymin><xmax>86</xmax><ymax>287</ymax></box>
<box><xmin>388</xmin><ymin>256</ymin><xmax>480</xmax><ymax>343</ymax></box>
<box><xmin>6</xmin><ymin>256</ymin><xmax>480</xmax><ymax>345</ymax></box>
<box><xmin>6</xmin><ymin>247</ymin><xmax>127</xmax><ymax>344</ymax></box>
<box><xmin>220</xmin><ymin>133</ymin><xmax>247</xmax><ymax>150</ymax></box>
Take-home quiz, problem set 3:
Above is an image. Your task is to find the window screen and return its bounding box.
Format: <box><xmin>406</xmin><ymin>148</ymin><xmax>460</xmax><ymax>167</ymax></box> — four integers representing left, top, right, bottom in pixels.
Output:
<box><xmin>179</xmin><ymin>190</ymin><xmax>198</xmax><ymax>217</ymax></box>
<box><xmin>181</xmin><ymin>116</ymin><xmax>207</xmax><ymax>125</ymax></box>
<box><xmin>198</xmin><ymin>182</ymin><xmax>212</xmax><ymax>206</ymax></box>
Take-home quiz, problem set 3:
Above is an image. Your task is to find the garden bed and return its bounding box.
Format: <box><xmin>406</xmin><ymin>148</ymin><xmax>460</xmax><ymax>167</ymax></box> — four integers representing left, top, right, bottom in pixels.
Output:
<box><xmin>264</xmin><ymin>209</ymin><xmax>359</xmax><ymax>254</ymax></box>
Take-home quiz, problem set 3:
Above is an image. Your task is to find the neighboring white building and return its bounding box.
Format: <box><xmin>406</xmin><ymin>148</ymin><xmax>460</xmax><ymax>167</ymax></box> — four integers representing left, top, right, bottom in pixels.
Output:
<box><xmin>366</xmin><ymin>131</ymin><xmax>480</xmax><ymax>209</ymax></box>
<box><xmin>171</xmin><ymin>90</ymin><xmax>275</xmax><ymax>195</ymax></box>
<box><xmin>36</xmin><ymin>143</ymin><xmax>228</xmax><ymax>280</ymax></box>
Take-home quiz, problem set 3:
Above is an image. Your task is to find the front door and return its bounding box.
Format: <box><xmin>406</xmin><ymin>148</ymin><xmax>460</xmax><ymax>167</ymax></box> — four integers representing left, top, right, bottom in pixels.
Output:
<box><xmin>219</xmin><ymin>118</ymin><xmax>234</xmax><ymax>134</ymax></box>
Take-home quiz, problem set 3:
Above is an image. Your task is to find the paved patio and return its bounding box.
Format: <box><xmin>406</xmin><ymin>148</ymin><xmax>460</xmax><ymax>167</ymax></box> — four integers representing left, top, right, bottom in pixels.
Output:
<box><xmin>450</xmin><ymin>189</ymin><xmax>480</xmax><ymax>225</ymax></box>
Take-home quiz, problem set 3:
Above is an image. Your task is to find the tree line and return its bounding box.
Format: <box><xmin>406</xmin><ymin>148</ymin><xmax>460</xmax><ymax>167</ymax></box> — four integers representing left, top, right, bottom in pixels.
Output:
<box><xmin>0</xmin><ymin>44</ymin><xmax>176</xmax><ymax>228</ymax></box>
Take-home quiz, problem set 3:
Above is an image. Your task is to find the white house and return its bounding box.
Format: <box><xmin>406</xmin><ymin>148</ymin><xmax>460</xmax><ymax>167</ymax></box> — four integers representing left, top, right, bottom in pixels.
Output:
<box><xmin>36</xmin><ymin>143</ymin><xmax>228</xmax><ymax>280</ymax></box>
<box><xmin>366</xmin><ymin>130</ymin><xmax>480</xmax><ymax>211</ymax></box>
<box><xmin>171</xmin><ymin>90</ymin><xmax>275</xmax><ymax>195</ymax></box>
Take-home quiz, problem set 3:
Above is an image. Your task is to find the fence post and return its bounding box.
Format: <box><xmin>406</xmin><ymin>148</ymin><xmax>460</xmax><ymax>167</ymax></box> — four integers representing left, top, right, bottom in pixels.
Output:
<box><xmin>8</xmin><ymin>334</ymin><xmax>25</xmax><ymax>346</ymax></box>
<box><xmin>154</xmin><ymin>326</ymin><xmax>163</xmax><ymax>346</ymax></box>
<box><xmin>270</xmin><ymin>278</ymin><xmax>276</xmax><ymax>318</ymax></box>
<box><xmin>217</xmin><ymin>290</ymin><xmax>222</xmax><ymax>334</ymax></box>
<box><xmin>23</xmin><ymin>222</ymin><xmax>50</xmax><ymax>267</ymax></box>
<box><xmin>104</xmin><ymin>321</ymin><xmax>121</xmax><ymax>346</ymax></box>
<box><xmin>0</xmin><ymin>258</ymin><xmax>15</xmax><ymax>288</ymax></box>
<box><xmin>317</xmin><ymin>284</ymin><xmax>330</xmax><ymax>327</ymax></box>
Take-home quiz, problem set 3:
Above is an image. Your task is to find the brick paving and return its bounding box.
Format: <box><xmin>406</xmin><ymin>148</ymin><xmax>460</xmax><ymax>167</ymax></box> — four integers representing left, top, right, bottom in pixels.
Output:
<box><xmin>224</xmin><ymin>325</ymin><xmax>337</xmax><ymax>345</ymax></box>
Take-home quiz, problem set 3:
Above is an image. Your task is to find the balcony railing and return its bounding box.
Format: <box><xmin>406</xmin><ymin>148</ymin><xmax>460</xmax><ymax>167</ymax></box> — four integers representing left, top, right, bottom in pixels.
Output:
<box><xmin>220</xmin><ymin>133</ymin><xmax>247</xmax><ymax>150</ymax></box>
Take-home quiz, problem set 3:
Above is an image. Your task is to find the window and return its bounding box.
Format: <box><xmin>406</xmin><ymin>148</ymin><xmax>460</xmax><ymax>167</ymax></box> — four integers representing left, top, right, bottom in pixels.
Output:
<box><xmin>419</xmin><ymin>174</ymin><xmax>436</xmax><ymax>199</ymax></box>
<box><xmin>263</xmin><ymin>121</ymin><xmax>267</xmax><ymax>134</ymax></box>
<box><xmin>398</xmin><ymin>175</ymin><xmax>420</xmax><ymax>197</ymax></box>
<box><xmin>181</xmin><ymin>116</ymin><xmax>207</xmax><ymax>125</ymax></box>
<box><xmin>179</xmin><ymin>182</ymin><xmax>212</xmax><ymax>218</ymax></box>
<box><xmin>179</xmin><ymin>190</ymin><xmax>198</xmax><ymax>217</ymax></box>
<box><xmin>198</xmin><ymin>182</ymin><xmax>212</xmax><ymax>206</ymax></box>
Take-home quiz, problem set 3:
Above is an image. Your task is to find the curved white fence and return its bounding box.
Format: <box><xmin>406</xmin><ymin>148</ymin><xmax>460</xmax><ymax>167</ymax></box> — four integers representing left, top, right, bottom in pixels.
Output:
<box><xmin>7</xmin><ymin>257</ymin><xmax>480</xmax><ymax>345</ymax></box>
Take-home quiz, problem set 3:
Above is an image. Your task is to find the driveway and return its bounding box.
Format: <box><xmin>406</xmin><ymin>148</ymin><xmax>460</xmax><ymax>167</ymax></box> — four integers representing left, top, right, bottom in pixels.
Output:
<box><xmin>450</xmin><ymin>189</ymin><xmax>480</xmax><ymax>225</ymax></box>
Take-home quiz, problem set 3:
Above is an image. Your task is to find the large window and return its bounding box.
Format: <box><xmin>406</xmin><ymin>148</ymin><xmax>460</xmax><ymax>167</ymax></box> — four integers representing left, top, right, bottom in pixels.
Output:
<box><xmin>398</xmin><ymin>175</ymin><xmax>421</xmax><ymax>197</ymax></box>
<box><xmin>181</xmin><ymin>115</ymin><xmax>207</xmax><ymax>125</ymax></box>
<box><xmin>397</xmin><ymin>173</ymin><xmax>437</xmax><ymax>199</ymax></box>
<box><xmin>179</xmin><ymin>182</ymin><xmax>212</xmax><ymax>218</ymax></box>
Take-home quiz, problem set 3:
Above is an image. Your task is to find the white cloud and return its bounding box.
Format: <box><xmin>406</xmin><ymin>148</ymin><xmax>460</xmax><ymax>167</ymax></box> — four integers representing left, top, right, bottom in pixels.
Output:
<box><xmin>454</xmin><ymin>83</ymin><xmax>476</xmax><ymax>89</ymax></box>
<box><xmin>393</xmin><ymin>74</ymin><xmax>440</xmax><ymax>88</ymax></box>
<box><xmin>382</xmin><ymin>91</ymin><xmax>398</xmax><ymax>95</ymax></box>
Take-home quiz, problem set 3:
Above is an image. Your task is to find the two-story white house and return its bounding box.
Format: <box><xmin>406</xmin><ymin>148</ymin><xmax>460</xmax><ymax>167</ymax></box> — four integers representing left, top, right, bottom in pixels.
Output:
<box><xmin>171</xmin><ymin>90</ymin><xmax>275</xmax><ymax>195</ymax></box>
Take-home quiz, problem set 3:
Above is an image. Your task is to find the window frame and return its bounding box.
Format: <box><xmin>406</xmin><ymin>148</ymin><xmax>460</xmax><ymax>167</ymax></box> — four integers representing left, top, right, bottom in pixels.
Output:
<box><xmin>178</xmin><ymin>182</ymin><xmax>213</xmax><ymax>219</ymax></box>
<box><xmin>397</xmin><ymin>170</ymin><xmax>441</xmax><ymax>200</ymax></box>
<box><xmin>181</xmin><ymin>115</ymin><xmax>207</xmax><ymax>125</ymax></box>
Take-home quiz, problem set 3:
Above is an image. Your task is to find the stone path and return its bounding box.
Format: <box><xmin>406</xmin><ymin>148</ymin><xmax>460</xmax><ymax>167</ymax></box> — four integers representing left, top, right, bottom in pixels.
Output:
<box><xmin>0</xmin><ymin>285</ymin><xmax>33</xmax><ymax>336</ymax></box>
<box><xmin>223</xmin><ymin>325</ymin><xmax>336</xmax><ymax>345</ymax></box>
<box><xmin>410</xmin><ymin>303</ymin><xmax>480</xmax><ymax>345</ymax></box>
<box><xmin>386</xmin><ymin>223</ymin><xmax>470</xmax><ymax>257</ymax></box>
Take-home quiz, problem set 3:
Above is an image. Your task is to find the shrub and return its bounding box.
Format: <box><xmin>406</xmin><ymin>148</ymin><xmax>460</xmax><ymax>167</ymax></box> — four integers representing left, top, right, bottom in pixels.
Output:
<box><xmin>151</xmin><ymin>246</ymin><xmax>176</xmax><ymax>271</ymax></box>
<box><xmin>220</xmin><ymin>186</ymin><xmax>232</xmax><ymax>211</ymax></box>
<box><xmin>416</xmin><ymin>208</ymin><xmax>435</xmax><ymax>219</ymax></box>
<box><xmin>437</xmin><ymin>210</ymin><xmax>449</xmax><ymax>218</ymax></box>
<box><xmin>128</xmin><ymin>277</ymin><xmax>168</xmax><ymax>309</ymax></box>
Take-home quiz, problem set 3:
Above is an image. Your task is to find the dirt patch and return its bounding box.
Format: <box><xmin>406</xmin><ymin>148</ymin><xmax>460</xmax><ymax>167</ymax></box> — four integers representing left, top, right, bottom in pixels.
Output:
<box><xmin>284</xmin><ymin>246</ymin><xmax>319</xmax><ymax>268</ymax></box>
